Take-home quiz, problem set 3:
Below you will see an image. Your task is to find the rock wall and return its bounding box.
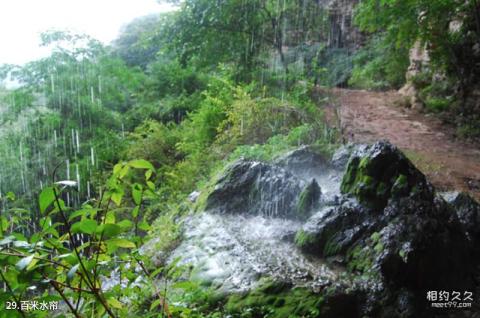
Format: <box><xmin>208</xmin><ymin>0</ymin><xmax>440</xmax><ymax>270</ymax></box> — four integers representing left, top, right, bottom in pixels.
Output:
<box><xmin>322</xmin><ymin>0</ymin><xmax>364</xmax><ymax>50</ymax></box>
<box><xmin>398</xmin><ymin>41</ymin><xmax>430</xmax><ymax>109</ymax></box>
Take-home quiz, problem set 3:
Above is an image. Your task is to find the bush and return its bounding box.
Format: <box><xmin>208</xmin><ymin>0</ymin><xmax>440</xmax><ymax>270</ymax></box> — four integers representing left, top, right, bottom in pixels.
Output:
<box><xmin>349</xmin><ymin>35</ymin><xmax>409</xmax><ymax>90</ymax></box>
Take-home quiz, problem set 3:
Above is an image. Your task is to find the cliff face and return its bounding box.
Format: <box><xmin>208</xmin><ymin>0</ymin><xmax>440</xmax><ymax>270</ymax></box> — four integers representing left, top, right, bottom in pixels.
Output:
<box><xmin>322</xmin><ymin>0</ymin><xmax>364</xmax><ymax>50</ymax></box>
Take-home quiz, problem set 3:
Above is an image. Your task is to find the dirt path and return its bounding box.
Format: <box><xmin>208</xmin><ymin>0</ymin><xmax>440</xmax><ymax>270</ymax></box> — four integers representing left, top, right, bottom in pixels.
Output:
<box><xmin>327</xmin><ymin>88</ymin><xmax>480</xmax><ymax>200</ymax></box>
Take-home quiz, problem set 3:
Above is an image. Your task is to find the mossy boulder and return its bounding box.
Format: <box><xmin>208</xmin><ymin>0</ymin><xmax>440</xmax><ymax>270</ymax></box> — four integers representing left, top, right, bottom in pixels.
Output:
<box><xmin>294</xmin><ymin>142</ymin><xmax>474</xmax><ymax>314</ymax></box>
<box><xmin>340</xmin><ymin>141</ymin><xmax>433</xmax><ymax>210</ymax></box>
<box><xmin>295</xmin><ymin>203</ymin><xmax>371</xmax><ymax>257</ymax></box>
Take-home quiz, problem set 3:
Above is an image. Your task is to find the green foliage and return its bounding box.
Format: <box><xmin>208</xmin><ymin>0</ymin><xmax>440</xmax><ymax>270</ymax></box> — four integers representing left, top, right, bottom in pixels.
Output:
<box><xmin>0</xmin><ymin>2</ymin><xmax>342</xmax><ymax>316</ymax></box>
<box><xmin>112</xmin><ymin>14</ymin><xmax>173</xmax><ymax>69</ymax></box>
<box><xmin>349</xmin><ymin>35</ymin><xmax>410</xmax><ymax>90</ymax></box>
<box><xmin>0</xmin><ymin>160</ymin><xmax>163</xmax><ymax>317</ymax></box>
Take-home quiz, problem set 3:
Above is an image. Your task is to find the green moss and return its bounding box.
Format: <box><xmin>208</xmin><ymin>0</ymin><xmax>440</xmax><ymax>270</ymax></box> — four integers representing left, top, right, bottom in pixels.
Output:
<box><xmin>296</xmin><ymin>180</ymin><xmax>321</xmax><ymax>218</ymax></box>
<box><xmin>323</xmin><ymin>235</ymin><xmax>342</xmax><ymax>257</ymax></box>
<box><xmin>391</xmin><ymin>174</ymin><xmax>409</xmax><ymax>197</ymax></box>
<box><xmin>294</xmin><ymin>229</ymin><xmax>316</xmax><ymax>248</ymax></box>
<box><xmin>340</xmin><ymin>157</ymin><xmax>359</xmax><ymax>194</ymax></box>
<box><xmin>374</xmin><ymin>242</ymin><xmax>384</xmax><ymax>253</ymax></box>
<box><xmin>370</xmin><ymin>232</ymin><xmax>380</xmax><ymax>243</ymax></box>
<box><xmin>341</xmin><ymin>151</ymin><xmax>417</xmax><ymax>209</ymax></box>
<box><xmin>224</xmin><ymin>279</ymin><xmax>325</xmax><ymax>318</ymax></box>
<box><xmin>346</xmin><ymin>245</ymin><xmax>374</xmax><ymax>273</ymax></box>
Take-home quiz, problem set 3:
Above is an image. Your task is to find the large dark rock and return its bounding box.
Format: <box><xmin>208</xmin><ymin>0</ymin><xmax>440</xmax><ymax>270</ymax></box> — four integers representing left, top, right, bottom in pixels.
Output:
<box><xmin>205</xmin><ymin>159</ymin><xmax>320</xmax><ymax>219</ymax></box>
<box><xmin>340</xmin><ymin>141</ymin><xmax>433</xmax><ymax>210</ymax></box>
<box><xmin>275</xmin><ymin>145</ymin><xmax>329</xmax><ymax>177</ymax></box>
<box><xmin>296</xmin><ymin>141</ymin><xmax>475</xmax><ymax>315</ymax></box>
<box><xmin>443</xmin><ymin>191</ymin><xmax>480</xmax><ymax>246</ymax></box>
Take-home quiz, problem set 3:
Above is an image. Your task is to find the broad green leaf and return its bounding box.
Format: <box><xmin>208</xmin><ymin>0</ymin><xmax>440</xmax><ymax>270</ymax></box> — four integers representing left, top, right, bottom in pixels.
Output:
<box><xmin>113</xmin><ymin>163</ymin><xmax>123</xmax><ymax>175</ymax></box>
<box><xmin>16</xmin><ymin>254</ymin><xmax>34</xmax><ymax>271</ymax></box>
<box><xmin>145</xmin><ymin>169</ymin><xmax>153</xmax><ymax>180</ymax></box>
<box><xmin>132</xmin><ymin>184</ymin><xmax>142</xmax><ymax>205</ymax></box>
<box><xmin>147</xmin><ymin>181</ymin><xmax>155</xmax><ymax>191</ymax></box>
<box><xmin>106</xmin><ymin>238</ymin><xmax>136</xmax><ymax>249</ymax></box>
<box><xmin>39</xmin><ymin>187</ymin><xmax>56</xmax><ymax>214</ymax></box>
<box><xmin>128</xmin><ymin>159</ymin><xmax>154</xmax><ymax>170</ymax></box>
<box><xmin>117</xmin><ymin>220</ymin><xmax>133</xmax><ymax>230</ymax></box>
<box><xmin>71</xmin><ymin>219</ymin><xmax>97</xmax><ymax>235</ymax></box>
<box><xmin>119</xmin><ymin>165</ymin><xmax>130</xmax><ymax>179</ymax></box>
<box><xmin>111</xmin><ymin>188</ymin><xmax>124</xmax><ymax>206</ymax></box>
<box><xmin>96</xmin><ymin>224</ymin><xmax>123</xmax><ymax>238</ymax></box>
<box><xmin>132</xmin><ymin>206</ymin><xmax>139</xmax><ymax>218</ymax></box>
<box><xmin>105</xmin><ymin>211</ymin><xmax>115</xmax><ymax>224</ymax></box>
<box><xmin>138</xmin><ymin>221</ymin><xmax>151</xmax><ymax>231</ymax></box>
<box><xmin>107</xmin><ymin>297</ymin><xmax>123</xmax><ymax>309</ymax></box>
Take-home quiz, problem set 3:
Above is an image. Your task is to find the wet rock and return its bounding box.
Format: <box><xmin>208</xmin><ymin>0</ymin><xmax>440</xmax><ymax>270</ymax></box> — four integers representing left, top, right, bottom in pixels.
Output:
<box><xmin>205</xmin><ymin>159</ymin><xmax>308</xmax><ymax>219</ymax></box>
<box><xmin>275</xmin><ymin>145</ymin><xmax>329</xmax><ymax>176</ymax></box>
<box><xmin>296</xmin><ymin>179</ymin><xmax>321</xmax><ymax>220</ymax></box>
<box><xmin>340</xmin><ymin>140</ymin><xmax>433</xmax><ymax>210</ymax></box>
<box><xmin>443</xmin><ymin>191</ymin><xmax>480</xmax><ymax>245</ymax></box>
<box><xmin>295</xmin><ymin>201</ymin><xmax>372</xmax><ymax>257</ymax></box>
<box><xmin>296</xmin><ymin>141</ymin><xmax>474</xmax><ymax>314</ymax></box>
<box><xmin>331</xmin><ymin>143</ymin><xmax>358</xmax><ymax>170</ymax></box>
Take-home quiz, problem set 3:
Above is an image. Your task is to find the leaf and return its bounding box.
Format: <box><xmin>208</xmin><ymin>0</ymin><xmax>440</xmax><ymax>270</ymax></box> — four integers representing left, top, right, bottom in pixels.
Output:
<box><xmin>138</xmin><ymin>221</ymin><xmax>151</xmax><ymax>231</ymax></box>
<box><xmin>105</xmin><ymin>211</ymin><xmax>115</xmax><ymax>224</ymax></box>
<box><xmin>68</xmin><ymin>210</ymin><xmax>86</xmax><ymax>221</ymax></box>
<box><xmin>0</xmin><ymin>236</ymin><xmax>14</xmax><ymax>246</ymax></box>
<box><xmin>107</xmin><ymin>297</ymin><xmax>123</xmax><ymax>309</ymax></box>
<box><xmin>132</xmin><ymin>206</ymin><xmax>139</xmax><ymax>218</ymax></box>
<box><xmin>132</xmin><ymin>184</ymin><xmax>142</xmax><ymax>205</ymax></box>
<box><xmin>113</xmin><ymin>163</ymin><xmax>123</xmax><ymax>175</ymax></box>
<box><xmin>147</xmin><ymin>181</ymin><xmax>155</xmax><ymax>191</ymax></box>
<box><xmin>145</xmin><ymin>169</ymin><xmax>153</xmax><ymax>181</ymax></box>
<box><xmin>119</xmin><ymin>165</ymin><xmax>130</xmax><ymax>179</ymax></box>
<box><xmin>106</xmin><ymin>238</ymin><xmax>136</xmax><ymax>249</ymax></box>
<box><xmin>128</xmin><ymin>159</ymin><xmax>154</xmax><ymax>171</ymax></box>
<box><xmin>67</xmin><ymin>264</ymin><xmax>79</xmax><ymax>282</ymax></box>
<box><xmin>117</xmin><ymin>220</ymin><xmax>133</xmax><ymax>230</ymax></box>
<box><xmin>96</xmin><ymin>224</ymin><xmax>123</xmax><ymax>238</ymax></box>
<box><xmin>39</xmin><ymin>187</ymin><xmax>56</xmax><ymax>214</ymax></box>
<box><xmin>26</xmin><ymin>254</ymin><xmax>39</xmax><ymax>271</ymax></box>
<box><xmin>111</xmin><ymin>188</ymin><xmax>124</xmax><ymax>206</ymax></box>
<box><xmin>16</xmin><ymin>254</ymin><xmax>34</xmax><ymax>271</ymax></box>
<box><xmin>150</xmin><ymin>299</ymin><xmax>162</xmax><ymax>311</ymax></box>
<box><xmin>71</xmin><ymin>219</ymin><xmax>97</xmax><ymax>235</ymax></box>
<box><xmin>13</xmin><ymin>240</ymin><xmax>30</xmax><ymax>248</ymax></box>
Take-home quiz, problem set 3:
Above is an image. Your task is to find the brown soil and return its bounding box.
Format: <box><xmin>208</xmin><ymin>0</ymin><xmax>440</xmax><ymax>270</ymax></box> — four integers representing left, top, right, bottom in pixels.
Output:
<box><xmin>325</xmin><ymin>88</ymin><xmax>480</xmax><ymax>201</ymax></box>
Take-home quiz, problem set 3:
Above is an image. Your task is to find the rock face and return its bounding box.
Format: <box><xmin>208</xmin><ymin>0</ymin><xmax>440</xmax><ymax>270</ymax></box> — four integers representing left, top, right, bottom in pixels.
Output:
<box><xmin>205</xmin><ymin>159</ymin><xmax>321</xmax><ymax>219</ymax></box>
<box><xmin>399</xmin><ymin>41</ymin><xmax>430</xmax><ymax>109</ymax></box>
<box><xmin>443</xmin><ymin>191</ymin><xmax>480</xmax><ymax>248</ymax></box>
<box><xmin>296</xmin><ymin>141</ymin><xmax>475</xmax><ymax>316</ymax></box>
<box><xmin>340</xmin><ymin>141</ymin><xmax>433</xmax><ymax>209</ymax></box>
<box><xmin>320</xmin><ymin>0</ymin><xmax>364</xmax><ymax>50</ymax></box>
<box><xmin>178</xmin><ymin>141</ymin><xmax>480</xmax><ymax>317</ymax></box>
<box><xmin>275</xmin><ymin>145</ymin><xmax>329</xmax><ymax>177</ymax></box>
